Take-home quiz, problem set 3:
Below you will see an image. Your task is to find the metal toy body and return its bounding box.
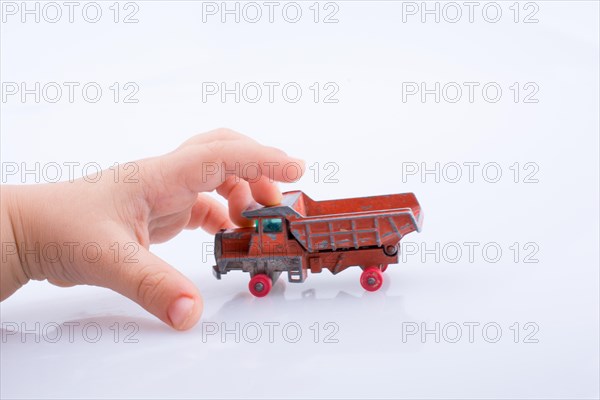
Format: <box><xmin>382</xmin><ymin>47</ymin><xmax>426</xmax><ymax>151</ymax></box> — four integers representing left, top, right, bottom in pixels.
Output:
<box><xmin>213</xmin><ymin>191</ymin><xmax>423</xmax><ymax>297</ymax></box>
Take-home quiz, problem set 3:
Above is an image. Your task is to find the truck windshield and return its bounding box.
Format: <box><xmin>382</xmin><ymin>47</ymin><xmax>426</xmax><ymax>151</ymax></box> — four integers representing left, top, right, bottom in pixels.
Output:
<box><xmin>263</xmin><ymin>218</ymin><xmax>283</xmax><ymax>233</ymax></box>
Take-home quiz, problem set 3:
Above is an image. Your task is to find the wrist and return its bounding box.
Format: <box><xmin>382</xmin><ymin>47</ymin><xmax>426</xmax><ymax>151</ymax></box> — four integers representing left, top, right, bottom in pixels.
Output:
<box><xmin>1</xmin><ymin>185</ymin><xmax>31</xmax><ymax>300</ymax></box>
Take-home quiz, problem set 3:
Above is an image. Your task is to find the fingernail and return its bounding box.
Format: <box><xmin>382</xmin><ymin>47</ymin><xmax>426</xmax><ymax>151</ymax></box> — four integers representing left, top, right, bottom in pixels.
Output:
<box><xmin>288</xmin><ymin>157</ymin><xmax>305</xmax><ymax>167</ymax></box>
<box><xmin>168</xmin><ymin>296</ymin><xmax>195</xmax><ymax>330</ymax></box>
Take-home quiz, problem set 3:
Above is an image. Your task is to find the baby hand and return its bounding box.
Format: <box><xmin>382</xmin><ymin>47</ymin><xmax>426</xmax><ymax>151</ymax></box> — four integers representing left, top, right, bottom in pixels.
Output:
<box><xmin>0</xmin><ymin>129</ymin><xmax>304</xmax><ymax>330</ymax></box>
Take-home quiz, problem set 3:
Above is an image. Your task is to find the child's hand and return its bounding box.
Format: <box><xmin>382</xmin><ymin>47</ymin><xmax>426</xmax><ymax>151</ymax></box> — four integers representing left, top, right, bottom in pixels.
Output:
<box><xmin>0</xmin><ymin>129</ymin><xmax>304</xmax><ymax>330</ymax></box>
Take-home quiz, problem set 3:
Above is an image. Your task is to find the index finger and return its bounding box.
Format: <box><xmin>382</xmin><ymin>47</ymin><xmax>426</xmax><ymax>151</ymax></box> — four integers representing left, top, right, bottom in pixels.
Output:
<box><xmin>164</xmin><ymin>136</ymin><xmax>305</xmax><ymax>194</ymax></box>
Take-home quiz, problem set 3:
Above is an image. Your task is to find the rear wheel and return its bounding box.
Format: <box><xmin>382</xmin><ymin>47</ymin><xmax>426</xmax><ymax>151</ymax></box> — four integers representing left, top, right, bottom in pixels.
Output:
<box><xmin>360</xmin><ymin>267</ymin><xmax>383</xmax><ymax>292</ymax></box>
<box><xmin>249</xmin><ymin>274</ymin><xmax>272</xmax><ymax>297</ymax></box>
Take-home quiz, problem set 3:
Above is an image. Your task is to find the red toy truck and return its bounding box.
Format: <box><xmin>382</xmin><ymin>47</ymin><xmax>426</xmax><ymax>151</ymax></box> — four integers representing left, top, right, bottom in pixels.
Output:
<box><xmin>212</xmin><ymin>191</ymin><xmax>423</xmax><ymax>297</ymax></box>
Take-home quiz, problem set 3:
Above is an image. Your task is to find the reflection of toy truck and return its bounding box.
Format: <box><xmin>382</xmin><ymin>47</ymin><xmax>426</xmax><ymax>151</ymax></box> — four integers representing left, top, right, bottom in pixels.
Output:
<box><xmin>213</xmin><ymin>191</ymin><xmax>423</xmax><ymax>297</ymax></box>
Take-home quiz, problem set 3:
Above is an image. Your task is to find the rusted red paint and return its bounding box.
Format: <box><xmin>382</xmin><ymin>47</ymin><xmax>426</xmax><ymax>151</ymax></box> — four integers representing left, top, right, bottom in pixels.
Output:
<box><xmin>213</xmin><ymin>191</ymin><xmax>423</xmax><ymax>297</ymax></box>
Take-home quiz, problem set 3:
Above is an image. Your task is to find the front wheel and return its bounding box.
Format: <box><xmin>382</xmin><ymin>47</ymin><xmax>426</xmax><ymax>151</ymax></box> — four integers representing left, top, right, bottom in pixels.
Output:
<box><xmin>360</xmin><ymin>267</ymin><xmax>383</xmax><ymax>292</ymax></box>
<box><xmin>249</xmin><ymin>274</ymin><xmax>272</xmax><ymax>297</ymax></box>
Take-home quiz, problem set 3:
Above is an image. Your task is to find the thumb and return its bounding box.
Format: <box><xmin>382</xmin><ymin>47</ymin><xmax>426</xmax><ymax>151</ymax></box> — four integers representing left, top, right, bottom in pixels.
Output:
<box><xmin>99</xmin><ymin>247</ymin><xmax>203</xmax><ymax>330</ymax></box>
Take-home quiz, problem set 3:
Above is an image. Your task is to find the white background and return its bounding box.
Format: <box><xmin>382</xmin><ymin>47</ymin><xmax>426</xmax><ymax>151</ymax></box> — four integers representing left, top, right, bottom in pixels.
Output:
<box><xmin>1</xmin><ymin>1</ymin><xmax>599</xmax><ymax>398</ymax></box>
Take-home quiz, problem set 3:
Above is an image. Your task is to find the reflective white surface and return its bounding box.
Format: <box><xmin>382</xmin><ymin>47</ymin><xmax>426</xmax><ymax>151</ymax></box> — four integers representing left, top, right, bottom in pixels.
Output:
<box><xmin>1</xmin><ymin>1</ymin><xmax>599</xmax><ymax>398</ymax></box>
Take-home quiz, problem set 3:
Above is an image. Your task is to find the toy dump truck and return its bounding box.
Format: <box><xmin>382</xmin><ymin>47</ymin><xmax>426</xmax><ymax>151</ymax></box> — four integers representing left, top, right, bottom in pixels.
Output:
<box><xmin>213</xmin><ymin>191</ymin><xmax>423</xmax><ymax>297</ymax></box>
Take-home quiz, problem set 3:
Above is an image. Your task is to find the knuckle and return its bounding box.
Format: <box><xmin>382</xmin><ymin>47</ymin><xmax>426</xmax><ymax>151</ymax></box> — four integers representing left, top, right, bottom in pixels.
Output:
<box><xmin>135</xmin><ymin>267</ymin><xmax>169</xmax><ymax>308</ymax></box>
<box><xmin>214</xmin><ymin>127</ymin><xmax>242</xmax><ymax>140</ymax></box>
<box><xmin>205</xmin><ymin>139</ymin><xmax>226</xmax><ymax>155</ymax></box>
<box><xmin>204</xmin><ymin>140</ymin><xmax>227</xmax><ymax>167</ymax></box>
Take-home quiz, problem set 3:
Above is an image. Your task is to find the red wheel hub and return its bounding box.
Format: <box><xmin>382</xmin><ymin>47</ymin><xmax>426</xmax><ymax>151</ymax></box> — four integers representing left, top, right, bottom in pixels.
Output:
<box><xmin>249</xmin><ymin>274</ymin><xmax>272</xmax><ymax>297</ymax></box>
<box><xmin>360</xmin><ymin>267</ymin><xmax>383</xmax><ymax>292</ymax></box>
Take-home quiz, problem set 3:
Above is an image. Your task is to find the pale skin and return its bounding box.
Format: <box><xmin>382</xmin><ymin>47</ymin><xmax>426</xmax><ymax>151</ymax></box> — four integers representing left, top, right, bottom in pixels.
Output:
<box><xmin>0</xmin><ymin>129</ymin><xmax>305</xmax><ymax>330</ymax></box>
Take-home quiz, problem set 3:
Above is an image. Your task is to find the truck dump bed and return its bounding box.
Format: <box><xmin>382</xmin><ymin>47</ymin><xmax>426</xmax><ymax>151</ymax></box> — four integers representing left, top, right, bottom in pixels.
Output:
<box><xmin>242</xmin><ymin>191</ymin><xmax>423</xmax><ymax>253</ymax></box>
